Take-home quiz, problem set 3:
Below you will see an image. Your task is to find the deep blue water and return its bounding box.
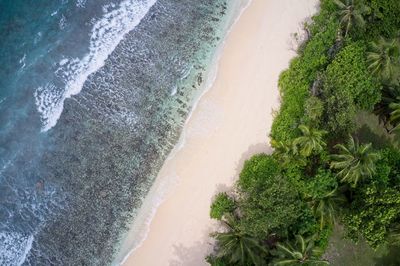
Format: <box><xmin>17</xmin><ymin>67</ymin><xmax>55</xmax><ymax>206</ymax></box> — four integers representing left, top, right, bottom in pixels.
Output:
<box><xmin>0</xmin><ymin>0</ymin><xmax>238</xmax><ymax>264</ymax></box>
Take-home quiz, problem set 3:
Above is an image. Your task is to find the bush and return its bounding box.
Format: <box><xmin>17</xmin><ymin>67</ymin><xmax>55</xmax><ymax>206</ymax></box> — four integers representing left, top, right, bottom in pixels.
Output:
<box><xmin>365</xmin><ymin>0</ymin><xmax>400</xmax><ymax>39</ymax></box>
<box><xmin>239</xmin><ymin>174</ymin><xmax>304</xmax><ymax>237</ymax></box>
<box><xmin>324</xmin><ymin>42</ymin><xmax>380</xmax><ymax>110</ymax></box>
<box><xmin>304</xmin><ymin>96</ymin><xmax>324</xmax><ymax>126</ymax></box>
<box><xmin>380</xmin><ymin>148</ymin><xmax>400</xmax><ymax>186</ymax></box>
<box><xmin>343</xmin><ymin>183</ymin><xmax>400</xmax><ymax>248</ymax></box>
<box><xmin>238</xmin><ymin>154</ymin><xmax>280</xmax><ymax>190</ymax></box>
<box><xmin>210</xmin><ymin>192</ymin><xmax>236</xmax><ymax>220</ymax></box>
<box><xmin>321</xmin><ymin>42</ymin><xmax>381</xmax><ymax>137</ymax></box>
<box><xmin>322</xmin><ymin>85</ymin><xmax>357</xmax><ymax>138</ymax></box>
<box><xmin>271</xmin><ymin>20</ymin><xmax>338</xmax><ymax>142</ymax></box>
<box><xmin>303</xmin><ymin>169</ymin><xmax>338</xmax><ymax>198</ymax></box>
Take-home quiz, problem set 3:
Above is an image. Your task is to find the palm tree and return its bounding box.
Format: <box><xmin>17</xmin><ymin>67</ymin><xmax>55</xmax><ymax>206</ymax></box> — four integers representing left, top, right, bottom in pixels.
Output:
<box><xmin>212</xmin><ymin>214</ymin><xmax>268</xmax><ymax>265</ymax></box>
<box><xmin>333</xmin><ymin>0</ymin><xmax>368</xmax><ymax>38</ymax></box>
<box><xmin>307</xmin><ymin>187</ymin><xmax>346</xmax><ymax>230</ymax></box>
<box><xmin>273</xmin><ymin>235</ymin><xmax>329</xmax><ymax>265</ymax></box>
<box><xmin>293</xmin><ymin>125</ymin><xmax>327</xmax><ymax>157</ymax></box>
<box><xmin>330</xmin><ymin>136</ymin><xmax>380</xmax><ymax>187</ymax></box>
<box><xmin>271</xmin><ymin>139</ymin><xmax>306</xmax><ymax>167</ymax></box>
<box><xmin>367</xmin><ymin>37</ymin><xmax>400</xmax><ymax>85</ymax></box>
<box><xmin>271</xmin><ymin>139</ymin><xmax>295</xmax><ymax>164</ymax></box>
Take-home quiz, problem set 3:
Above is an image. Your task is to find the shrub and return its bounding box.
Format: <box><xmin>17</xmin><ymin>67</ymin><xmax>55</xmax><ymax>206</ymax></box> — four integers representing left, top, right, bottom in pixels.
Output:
<box><xmin>210</xmin><ymin>192</ymin><xmax>235</xmax><ymax>220</ymax></box>
<box><xmin>271</xmin><ymin>20</ymin><xmax>338</xmax><ymax>142</ymax></box>
<box><xmin>343</xmin><ymin>183</ymin><xmax>400</xmax><ymax>248</ymax></box>
<box><xmin>238</xmin><ymin>154</ymin><xmax>280</xmax><ymax>191</ymax></box>
<box><xmin>321</xmin><ymin>42</ymin><xmax>381</xmax><ymax>137</ymax></box>
<box><xmin>304</xmin><ymin>96</ymin><xmax>324</xmax><ymax>126</ymax></box>
<box><xmin>322</xmin><ymin>85</ymin><xmax>357</xmax><ymax>138</ymax></box>
<box><xmin>365</xmin><ymin>0</ymin><xmax>400</xmax><ymax>39</ymax></box>
<box><xmin>325</xmin><ymin>42</ymin><xmax>381</xmax><ymax>110</ymax></box>
<box><xmin>239</xmin><ymin>174</ymin><xmax>304</xmax><ymax>237</ymax></box>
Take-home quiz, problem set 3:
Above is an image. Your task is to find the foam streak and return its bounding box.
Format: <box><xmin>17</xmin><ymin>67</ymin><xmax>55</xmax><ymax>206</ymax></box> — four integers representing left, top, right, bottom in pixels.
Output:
<box><xmin>35</xmin><ymin>0</ymin><xmax>157</xmax><ymax>131</ymax></box>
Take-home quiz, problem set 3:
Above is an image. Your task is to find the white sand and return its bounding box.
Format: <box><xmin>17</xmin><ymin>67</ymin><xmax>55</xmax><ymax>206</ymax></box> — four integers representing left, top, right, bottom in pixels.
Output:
<box><xmin>121</xmin><ymin>0</ymin><xmax>318</xmax><ymax>265</ymax></box>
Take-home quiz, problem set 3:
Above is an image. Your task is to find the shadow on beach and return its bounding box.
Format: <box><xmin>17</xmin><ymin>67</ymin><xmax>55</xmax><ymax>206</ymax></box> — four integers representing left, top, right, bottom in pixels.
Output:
<box><xmin>169</xmin><ymin>230</ymin><xmax>214</xmax><ymax>266</ymax></box>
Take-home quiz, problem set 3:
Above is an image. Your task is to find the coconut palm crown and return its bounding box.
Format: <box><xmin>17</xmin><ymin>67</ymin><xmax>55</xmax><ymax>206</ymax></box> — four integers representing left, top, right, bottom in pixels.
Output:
<box><xmin>333</xmin><ymin>0</ymin><xmax>368</xmax><ymax>38</ymax></box>
<box><xmin>212</xmin><ymin>214</ymin><xmax>268</xmax><ymax>266</ymax></box>
<box><xmin>293</xmin><ymin>125</ymin><xmax>327</xmax><ymax>157</ymax></box>
<box><xmin>367</xmin><ymin>37</ymin><xmax>400</xmax><ymax>85</ymax></box>
<box><xmin>272</xmin><ymin>235</ymin><xmax>329</xmax><ymax>265</ymax></box>
<box><xmin>306</xmin><ymin>187</ymin><xmax>346</xmax><ymax>230</ymax></box>
<box><xmin>330</xmin><ymin>136</ymin><xmax>380</xmax><ymax>187</ymax></box>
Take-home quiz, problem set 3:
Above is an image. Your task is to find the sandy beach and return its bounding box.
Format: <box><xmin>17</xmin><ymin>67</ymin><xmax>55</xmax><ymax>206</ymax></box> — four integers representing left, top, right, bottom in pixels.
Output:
<box><xmin>121</xmin><ymin>0</ymin><xmax>318</xmax><ymax>265</ymax></box>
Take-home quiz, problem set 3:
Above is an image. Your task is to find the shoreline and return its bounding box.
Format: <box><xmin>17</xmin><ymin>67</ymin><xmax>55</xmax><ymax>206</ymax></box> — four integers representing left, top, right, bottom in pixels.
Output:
<box><xmin>121</xmin><ymin>0</ymin><xmax>318</xmax><ymax>265</ymax></box>
<box><xmin>114</xmin><ymin>1</ymin><xmax>250</xmax><ymax>264</ymax></box>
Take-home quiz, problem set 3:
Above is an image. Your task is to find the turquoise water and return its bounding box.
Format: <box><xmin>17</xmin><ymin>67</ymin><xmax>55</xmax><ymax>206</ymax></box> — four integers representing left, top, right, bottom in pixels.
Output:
<box><xmin>0</xmin><ymin>0</ymin><xmax>240</xmax><ymax>264</ymax></box>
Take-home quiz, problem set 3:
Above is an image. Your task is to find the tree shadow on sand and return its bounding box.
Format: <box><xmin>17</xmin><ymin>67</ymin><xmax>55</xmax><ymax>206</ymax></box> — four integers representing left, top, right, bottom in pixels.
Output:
<box><xmin>168</xmin><ymin>143</ymin><xmax>272</xmax><ymax>265</ymax></box>
<box><xmin>169</xmin><ymin>236</ymin><xmax>214</xmax><ymax>266</ymax></box>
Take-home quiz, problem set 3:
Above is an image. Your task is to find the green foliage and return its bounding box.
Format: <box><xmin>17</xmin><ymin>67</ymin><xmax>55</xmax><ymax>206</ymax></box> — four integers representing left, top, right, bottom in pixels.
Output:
<box><xmin>212</xmin><ymin>214</ymin><xmax>268</xmax><ymax>266</ymax></box>
<box><xmin>310</xmin><ymin>0</ymin><xmax>339</xmax><ymax>36</ymax></box>
<box><xmin>239</xmin><ymin>174</ymin><xmax>304</xmax><ymax>237</ymax></box>
<box><xmin>271</xmin><ymin>20</ymin><xmax>338</xmax><ymax>142</ymax></box>
<box><xmin>330</xmin><ymin>136</ymin><xmax>380</xmax><ymax>187</ymax></box>
<box><xmin>343</xmin><ymin>183</ymin><xmax>400</xmax><ymax>248</ymax></box>
<box><xmin>315</xmin><ymin>226</ymin><xmax>334</xmax><ymax>251</ymax></box>
<box><xmin>333</xmin><ymin>0</ymin><xmax>369</xmax><ymax>38</ymax></box>
<box><xmin>206</xmin><ymin>255</ymin><xmax>229</xmax><ymax>266</ymax></box>
<box><xmin>304</xmin><ymin>96</ymin><xmax>324</xmax><ymax>126</ymax></box>
<box><xmin>321</xmin><ymin>42</ymin><xmax>380</xmax><ymax>137</ymax></box>
<box><xmin>373</xmin><ymin>155</ymin><xmax>391</xmax><ymax>186</ymax></box>
<box><xmin>367</xmin><ymin>37</ymin><xmax>400</xmax><ymax>85</ymax></box>
<box><xmin>272</xmin><ymin>235</ymin><xmax>329</xmax><ymax>265</ymax></box>
<box><xmin>322</xmin><ymin>83</ymin><xmax>357</xmax><ymax>137</ymax></box>
<box><xmin>325</xmin><ymin>42</ymin><xmax>380</xmax><ymax>110</ymax></box>
<box><xmin>208</xmin><ymin>0</ymin><xmax>400</xmax><ymax>263</ymax></box>
<box><xmin>304</xmin><ymin>169</ymin><xmax>338</xmax><ymax>199</ymax></box>
<box><xmin>210</xmin><ymin>192</ymin><xmax>236</xmax><ymax>220</ymax></box>
<box><xmin>389</xmin><ymin>102</ymin><xmax>400</xmax><ymax>130</ymax></box>
<box><xmin>364</xmin><ymin>0</ymin><xmax>400</xmax><ymax>39</ymax></box>
<box><xmin>293</xmin><ymin>125</ymin><xmax>327</xmax><ymax>157</ymax></box>
<box><xmin>373</xmin><ymin>85</ymin><xmax>400</xmax><ymax>129</ymax></box>
<box><xmin>302</xmin><ymin>170</ymin><xmax>344</xmax><ymax>230</ymax></box>
<box><xmin>238</xmin><ymin>154</ymin><xmax>280</xmax><ymax>191</ymax></box>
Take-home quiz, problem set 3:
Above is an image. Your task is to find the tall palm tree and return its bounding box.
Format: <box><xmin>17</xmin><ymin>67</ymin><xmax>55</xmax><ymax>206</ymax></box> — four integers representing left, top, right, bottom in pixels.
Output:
<box><xmin>330</xmin><ymin>136</ymin><xmax>380</xmax><ymax>187</ymax></box>
<box><xmin>367</xmin><ymin>37</ymin><xmax>400</xmax><ymax>85</ymax></box>
<box><xmin>293</xmin><ymin>125</ymin><xmax>327</xmax><ymax>157</ymax></box>
<box><xmin>273</xmin><ymin>235</ymin><xmax>329</xmax><ymax>265</ymax></box>
<box><xmin>212</xmin><ymin>214</ymin><xmax>268</xmax><ymax>266</ymax></box>
<box><xmin>333</xmin><ymin>0</ymin><xmax>368</xmax><ymax>38</ymax></box>
<box><xmin>307</xmin><ymin>187</ymin><xmax>346</xmax><ymax>230</ymax></box>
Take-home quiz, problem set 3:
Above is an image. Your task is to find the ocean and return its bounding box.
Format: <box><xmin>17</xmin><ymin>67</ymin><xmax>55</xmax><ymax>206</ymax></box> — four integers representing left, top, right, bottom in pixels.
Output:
<box><xmin>0</xmin><ymin>0</ymin><xmax>243</xmax><ymax>264</ymax></box>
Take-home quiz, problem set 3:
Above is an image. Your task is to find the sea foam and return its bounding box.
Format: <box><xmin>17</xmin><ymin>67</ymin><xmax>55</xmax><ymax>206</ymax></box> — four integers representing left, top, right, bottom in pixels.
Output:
<box><xmin>34</xmin><ymin>0</ymin><xmax>157</xmax><ymax>132</ymax></box>
<box><xmin>0</xmin><ymin>232</ymin><xmax>34</xmax><ymax>266</ymax></box>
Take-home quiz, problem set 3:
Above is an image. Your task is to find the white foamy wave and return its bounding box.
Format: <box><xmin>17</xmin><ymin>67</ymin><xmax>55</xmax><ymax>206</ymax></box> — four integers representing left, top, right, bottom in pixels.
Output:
<box><xmin>59</xmin><ymin>15</ymin><xmax>67</xmax><ymax>30</ymax></box>
<box><xmin>35</xmin><ymin>0</ymin><xmax>157</xmax><ymax>132</ymax></box>
<box><xmin>19</xmin><ymin>54</ymin><xmax>26</xmax><ymax>70</ymax></box>
<box><xmin>76</xmin><ymin>0</ymin><xmax>87</xmax><ymax>8</ymax></box>
<box><xmin>0</xmin><ymin>232</ymin><xmax>34</xmax><ymax>266</ymax></box>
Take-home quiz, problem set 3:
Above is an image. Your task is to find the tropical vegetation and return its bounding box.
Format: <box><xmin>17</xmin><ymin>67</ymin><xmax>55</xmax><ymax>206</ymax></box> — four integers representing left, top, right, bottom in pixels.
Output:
<box><xmin>206</xmin><ymin>0</ymin><xmax>400</xmax><ymax>265</ymax></box>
